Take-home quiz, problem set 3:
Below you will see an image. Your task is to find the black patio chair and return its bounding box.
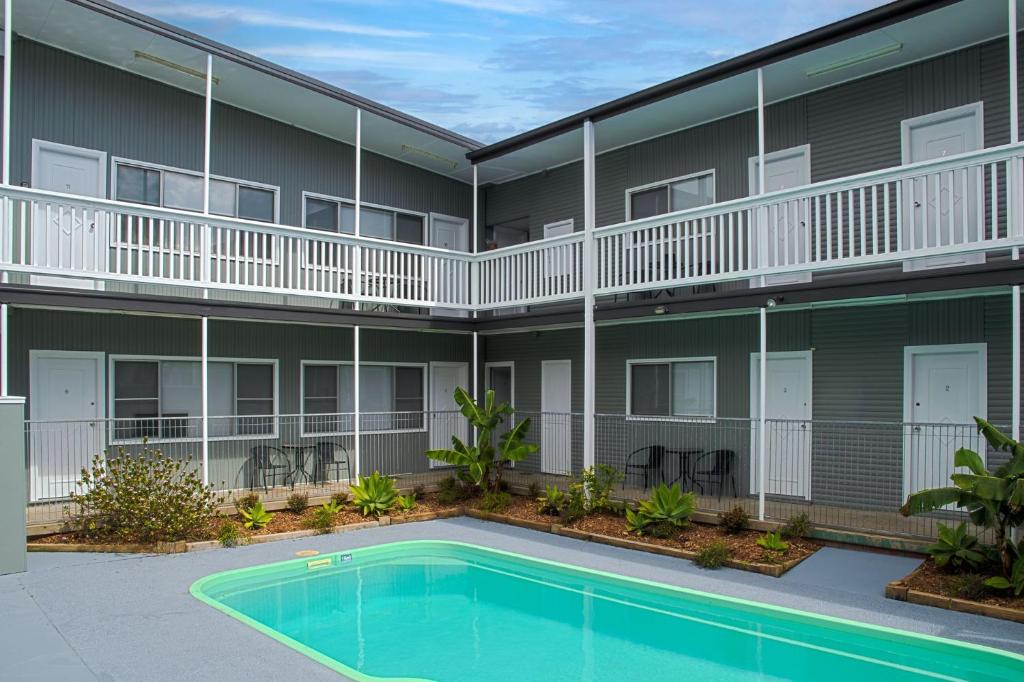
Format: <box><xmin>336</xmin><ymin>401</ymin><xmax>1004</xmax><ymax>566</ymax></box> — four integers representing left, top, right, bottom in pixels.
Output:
<box><xmin>623</xmin><ymin>445</ymin><xmax>667</xmax><ymax>490</ymax></box>
<box><xmin>247</xmin><ymin>445</ymin><xmax>292</xmax><ymax>493</ymax></box>
<box><xmin>312</xmin><ymin>441</ymin><xmax>353</xmax><ymax>484</ymax></box>
<box><xmin>691</xmin><ymin>449</ymin><xmax>738</xmax><ymax>500</ymax></box>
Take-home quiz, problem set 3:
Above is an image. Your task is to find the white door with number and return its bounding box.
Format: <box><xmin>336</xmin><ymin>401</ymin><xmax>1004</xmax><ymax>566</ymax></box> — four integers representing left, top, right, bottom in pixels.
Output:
<box><xmin>749</xmin><ymin>145</ymin><xmax>811</xmax><ymax>286</ymax></box>
<box><xmin>29</xmin><ymin>351</ymin><xmax>105</xmax><ymax>501</ymax></box>
<box><xmin>541</xmin><ymin>360</ymin><xmax>572</xmax><ymax>475</ymax></box>
<box><xmin>429</xmin><ymin>213</ymin><xmax>470</xmax><ymax>317</ymax></box>
<box><xmin>750</xmin><ymin>351</ymin><xmax>812</xmax><ymax>499</ymax></box>
<box><xmin>31</xmin><ymin>140</ymin><xmax>108</xmax><ymax>288</ymax></box>
<box><xmin>903</xmin><ymin>345</ymin><xmax>986</xmax><ymax>502</ymax></box>
<box><xmin>429</xmin><ymin>362</ymin><xmax>469</xmax><ymax>467</ymax></box>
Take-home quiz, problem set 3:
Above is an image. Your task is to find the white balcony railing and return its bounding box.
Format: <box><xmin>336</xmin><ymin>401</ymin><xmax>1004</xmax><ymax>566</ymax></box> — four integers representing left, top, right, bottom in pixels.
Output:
<box><xmin>2</xmin><ymin>143</ymin><xmax>1024</xmax><ymax>311</ymax></box>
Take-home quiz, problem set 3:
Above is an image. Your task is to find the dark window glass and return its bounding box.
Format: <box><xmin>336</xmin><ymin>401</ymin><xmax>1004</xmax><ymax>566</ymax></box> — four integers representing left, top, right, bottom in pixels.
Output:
<box><xmin>237</xmin><ymin>186</ymin><xmax>275</xmax><ymax>222</ymax></box>
<box><xmin>303</xmin><ymin>365</ymin><xmax>338</xmax><ymax>415</ymax></box>
<box><xmin>630</xmin><ymin>363</ymin><xmax>670</xmax><ymax>416</ymax></box>
<box><xmin>236</xmin><ymin>364</ymin><xmax>274</xmax><ymax>434</ymax></box>
<box><xmin>116</xmin><ymin>165</ymin><xmax>160</xmax><ymax>206</ymax></box>
<box><xmin>395</xmin><ymin>213</ymin><xmax>423</xmax><ymax>244</ymax></box>
<box><xmin>113</xmin><ymin>361</ymin><xmax>160</xmax><ymax>438</ymax></box>
<box><xmin>394</xmin><ymin>366</ymin><xmax>424</xmax><ymax>429</ymax></box>
<box><xmin>629</xmin><ymin>186</ymin><xmax>669</xmax><ymax>220</ymax></box>
<box><xmin>305</xmin><ymin>198</ymin><xmax>339</xmax><ymax>232</ymax></box>
<box><xmin>115</xmin><ymin>361</ymin><xmax>158</xmax><ymax>399</ymax></box>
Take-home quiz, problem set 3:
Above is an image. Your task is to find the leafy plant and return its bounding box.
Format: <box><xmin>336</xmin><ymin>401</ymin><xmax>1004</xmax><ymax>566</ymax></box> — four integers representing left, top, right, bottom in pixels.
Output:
<box><xmin>781</xmin><ymin>513</ymin><xmax>812</xmax><ymax>539</ymax></box>
<box><xmin>330</xmin><ymin>491</ymin><xmax>350</xmax><ymax>506</ymax></box>
<box><xmin>234</xmin><ymin>492</ymin><xmax>261</xmax><ymax>515</ymax></box>
<box><xmin>580</xmin><ymin>465</ymin><xmax>624</xmax><ymax>514</ymax></box>
<box><xmin>67</xmin><ymin>448</ymin><xmax>220</xmax><ymax>544</ymax></box>
<box><xmin>635</xmin><ymin>483</ymin><xmax>696</xmax><ymax>537</ymax></box>
<box><xmin>349</xmin><ymin>471</ymin><xmax>397</xmax><ymax>517</ymax></box>
<box><xmin>240</xmin><ymin>501</ymin><xmax>273</xmax><ymax>530</ymax></box>
<box><xmin>625</xmin><ymin>506</ymin><xmax>649</xmax><ymax>535</ymax></box>
<box><xmin>527</xmin><ymin>480</ymin><xmax>541</xmax><ymax>499</ymax></box>
<box><xmin>719</xmin><ymin>506</ymin><xmax>749</xmax><ymax>534</ymax></box>
<box><xmin>413</xmin><ymin>484</ymin><xmax>427</xmax><ymax>499</ymax></box>
<box><xmin>398</xmin><ymin>494</ymin><xmax>418</xmax><ymax>512</ymax></box>
<box><xmin>562</xmin><ymin>483</ymin><xmax>587</xmax><ymax>524</ymax></box>
<box><xmin>950</xmin><ymin>573</ymin><xmax>989</xmax><ymax>600</ymax></box>
<box><xmin>926</xmin><ymin>522</ymin><xmax>986</xmax><ymax>570</ymax></box>
<box><xmin>307</xmin><ymin>501</ymin><xmax>343</xmax><ymax>534</ymax></box>
<box><xmin>695</xmin><ymin>541</ymin><xmax>730</xmax><ymax>569</ymax></box>
<box><xmin>756</xmin><ymin>530</ymin><xmax>789</xmax><ymax>560</ymax></box>
<box><xmin>985</xmin><ymin>552</ymin><xmax>1024</xmax><ymax>596</ymax></box>
<box><xmin>537</xmin><ymin>485</ymin><xmax>567</xmax><ymax>516</ymax></box>
<box><xmin>480</xmin><ymin>490</ymin><xmax>512</xmax><ymax>513</ymax></box>
<box><xmin>425</xmin><ymin>388</ymin><xmax>538</xmax><ymax>491</ymax></box>
<box><xmin>901</xmin><ymin>418</ymin><xmax>1024</xmax><ymax>578</ymax></box>
<box><xmin>286</xmin><ymin>492</ymin><xmax>309</xmax><ymax>514</ymax></box>
<box><xmin>217</xmin><ymin>520</ymin><xmax>243</xmax><ymax>548</ymax></box>
<box><xmin>437</xmin><ymin>475</ymin><xmax>473</xmax><ymax>505</ymax></box>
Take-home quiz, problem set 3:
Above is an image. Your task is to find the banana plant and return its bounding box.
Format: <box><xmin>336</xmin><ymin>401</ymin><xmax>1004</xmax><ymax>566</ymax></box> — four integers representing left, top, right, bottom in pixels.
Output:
<box><xmin>901</xmin><ymin>418</ymin><xmax>1024</xmax><ymax>577</ymax></box>
<box><xmin>425</xmin><ymin>387</ymin><xmax>537</xmax><ymax>491</ymax></box>
<box><xmin>985</xmin><ymin>552</ymin><xmax>1024</xmax><ymax>596</ymax></box>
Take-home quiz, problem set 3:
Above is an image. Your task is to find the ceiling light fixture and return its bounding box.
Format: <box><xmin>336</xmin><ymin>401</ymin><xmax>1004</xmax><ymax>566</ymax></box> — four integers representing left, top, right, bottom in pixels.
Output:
<box><xmin>401</xmin><ymin>144</ymin><xmax>459</xmax><ymax>170</ymax></box>
<box><xmin>805</xmin><ymin>43</ymin><xmax>902</xmax><ymax>78</ymax></box>
<box><xmin>134</xmin><ymin>50</ymin><xmax>219</xmax><ymax>85</ymax></box>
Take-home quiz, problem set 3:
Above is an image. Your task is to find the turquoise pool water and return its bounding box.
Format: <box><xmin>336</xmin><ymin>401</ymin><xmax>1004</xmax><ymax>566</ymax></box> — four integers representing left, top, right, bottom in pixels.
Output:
<box><xmin>191</xmin><ymin>541</ymin><xmax>1024</xmax><ymax>681</ymax></box>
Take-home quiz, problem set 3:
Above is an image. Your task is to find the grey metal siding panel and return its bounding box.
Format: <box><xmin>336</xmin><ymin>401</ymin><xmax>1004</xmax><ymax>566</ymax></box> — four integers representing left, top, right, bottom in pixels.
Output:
<box><xmin>483</xmin><ymin>162</ymin><xmax>584</xmax><ymax>241</ymax></box>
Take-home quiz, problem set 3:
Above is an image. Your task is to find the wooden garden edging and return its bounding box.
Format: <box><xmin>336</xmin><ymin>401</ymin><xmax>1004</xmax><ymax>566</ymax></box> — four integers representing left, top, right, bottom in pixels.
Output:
<box><xmin>886</xmin><ymin>567</ymin><xmax>1024</xmax><ymax>624</ymax></box>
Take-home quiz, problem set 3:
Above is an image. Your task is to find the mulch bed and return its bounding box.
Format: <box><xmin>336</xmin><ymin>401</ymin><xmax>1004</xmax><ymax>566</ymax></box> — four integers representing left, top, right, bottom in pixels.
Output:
<box><xmin>569</xmin><ymin>512</ymin><xmax>819</xmax><ymax>566</ymax></box>
<box><xmin>469</xmin><ymin>494</ymin><xmax>561</xmax><ymax>526</ymax></box>
<box><xmin>902</xmin><ymin>561</ymin><xmax>1024</xmax><ymax>610</ymax></box>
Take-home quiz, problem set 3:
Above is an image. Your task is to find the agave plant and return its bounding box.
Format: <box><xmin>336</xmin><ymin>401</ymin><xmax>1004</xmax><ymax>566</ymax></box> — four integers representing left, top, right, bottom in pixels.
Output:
<box><xmin>425</xmin><ymin>388</ymin><xmax>538</xmax><ymax>491</ymax></box>
<box><xmin>349</xmin><ymin>471</ymin><xmax>397</xmax><ymax>517</ymax></box>
<box><xmin>901</xmin><ymin>418</ymin><xmax>1024</xmax><ymax>577</ymax></box>
<box><xmin>536</xmin><ymin>485</ymin><xmax>567</xmax><ymax>515</ymax></box>
<box><xmin>240</xmin><ymin>500</ymin><xmax>273</xmax><ymax>530</ymax></box>
<box><xmin>926</xmin><ymin>522</ymin><xmax>987</xmax><ymax>570</ymax></box>
<box><xmin>636</xmin><ymin>483</ymin><xmax>695</xmax><ymax>528</ymax></box>
<box><xmin>756</xmin><ymin>530</ymin><xmax>789</xmax><ymax>553</ymax></box>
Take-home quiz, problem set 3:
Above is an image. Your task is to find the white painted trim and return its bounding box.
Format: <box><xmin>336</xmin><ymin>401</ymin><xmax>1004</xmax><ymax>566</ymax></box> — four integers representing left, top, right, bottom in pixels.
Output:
<box><xmin>624</xmin><ymin>168</ymin><xmax>716</xmax><ymax>221</ymax></box>
<box><xmin>625</xmin><ymin>356</ymin><xmax>717</xmax><ymax>421</ymax></box>
<box><xmin>31</xmin><ymin>140</ymin><xmax>108</xmax><ymax>198</ymax></box>
<box><xmin>899</xmin><ymin>102</ymin><xmax>985</xmax><ymax>165</ymax></box>
<box><xmin>747</xmin><ymin>144</ymin><xmax>812</xmax><ymax>195</ymax></box>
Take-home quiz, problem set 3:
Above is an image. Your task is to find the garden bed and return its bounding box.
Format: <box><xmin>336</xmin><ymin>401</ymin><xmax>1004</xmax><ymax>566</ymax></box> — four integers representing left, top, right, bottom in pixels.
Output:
<box><xmin>886</xmin><ymin>562</ymin><xmax>1024</xmax><ymax>624</ymax></box>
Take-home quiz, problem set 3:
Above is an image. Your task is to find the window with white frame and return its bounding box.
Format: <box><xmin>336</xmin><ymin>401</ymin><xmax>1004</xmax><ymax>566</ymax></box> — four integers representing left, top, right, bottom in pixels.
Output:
<box><xmin>114</xmin><ymin>160</ymin><xmax>278</xmax><ymax>223</ymax></box>
<box><xmin>112</xmin><ymin>358</ymin><xmax>276</xmax><ymax>440</ymax></box>
<box><xmin>303</xmin><ymin>193</ymin><xmax>425</xmax><ymax>244</ymax></box>
<box><xmin>627</xmin><ymin>171</ymin><xmax>715</xmax><ymax>220</ymax></box>
<box><xmin>628</xmin><ymin>358</ymin><xmax>716</xmax><ymax>419</ymax></box>
<box><xmin>301</xmin><ymin>362</ymin><xmax>425</xmax><ymax>434</ymax></box>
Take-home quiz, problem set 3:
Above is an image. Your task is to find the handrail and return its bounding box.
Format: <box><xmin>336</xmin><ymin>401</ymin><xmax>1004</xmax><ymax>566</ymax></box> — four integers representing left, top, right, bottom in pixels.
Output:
<box><xmin>477</xmin><ymin>230</ymin><xmax>584</xmax><ymax>258</ymax></box>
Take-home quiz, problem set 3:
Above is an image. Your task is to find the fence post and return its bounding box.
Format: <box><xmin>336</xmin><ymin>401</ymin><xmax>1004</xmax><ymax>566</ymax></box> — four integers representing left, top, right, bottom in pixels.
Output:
<box><xmin>0</xmin><ymin>396</ymin><xmax>26</xmax><ymax>575</ymax></box>
<box><xmin>758</xmin><ymin>307</ymin><xmax>767</xmax><ymax>521</ymax></box>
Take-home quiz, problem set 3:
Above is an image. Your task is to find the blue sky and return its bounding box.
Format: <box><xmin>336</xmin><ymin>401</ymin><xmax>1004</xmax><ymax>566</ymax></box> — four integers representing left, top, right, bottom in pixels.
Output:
<box><xmin>121</xmin><ymin>0</ymin><xmax>889</xmax><ymax>143</ymax></box>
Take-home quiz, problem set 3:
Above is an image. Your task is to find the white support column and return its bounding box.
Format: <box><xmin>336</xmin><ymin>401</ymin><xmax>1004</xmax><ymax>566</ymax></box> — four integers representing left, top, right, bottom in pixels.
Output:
<box><xmin>353</xmin><ymin>325</ymin><xmax>361</xmax><ymax>480</ymax></box>
<box><xmin>353</xmin><ymin>109</ymin><xmax>362</xmax><ymax>310</ymax></box>
<box><xmin>1012</xmin><ymin>1</ymin><xmax>1021</xmax><ymax>259</ymax></box>
<box><xmin>755</xmin><ymin>68</ymin><xmax>768</xmax><ymax>280</ymax></box>
<box><xmin>200</xmin><ymin>316</ymin><xmax>209</xmax><ymax>485</ymax></box>
<box><xmin>471</xmin><ymin>164</ymin><xmax>479</xmax><ymax>311</ymax></box>
<box><xmin>472</xmin><ymin>331</ymin><xmax>479</xmax><ymax>404</ymax></box>
<box><xmin>201</xmin><ymin>54</ymin><xmax>213</xmax><ymax>295</ymax></box>
<box><xmin>582</xmin><ymin>119</ymin><xmax>596</xmax><ymax>472</ymax></box>
<box><xmin>0</xmin><ymin>303</ymin><xmax>7</xmax><ymax>397</ymax></box>
<box><xmin>758</xmin><ymin>306</ymin><xmax>767</xmax><ymax>521</ymax></box>
<box><xmin>2</xmin><ymin>0</ymin><xmax>11</xmax><ymax>188</ymax></box>
<box><xmin>1014</xmin><ymin>285</ymin><xmax>1021</xmax><ymax>443</ymax></box>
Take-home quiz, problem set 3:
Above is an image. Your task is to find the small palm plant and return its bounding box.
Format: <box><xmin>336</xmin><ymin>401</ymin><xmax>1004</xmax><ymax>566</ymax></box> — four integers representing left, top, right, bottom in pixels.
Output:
<box><xmin>349</xmin><ymin>471</ymin><xmax>397</xmax><ymax>517</ymax></box>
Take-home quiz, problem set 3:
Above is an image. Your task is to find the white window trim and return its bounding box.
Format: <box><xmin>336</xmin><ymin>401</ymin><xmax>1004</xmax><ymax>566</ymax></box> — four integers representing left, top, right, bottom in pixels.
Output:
<box><xmin>110</xmin><ymin>156</ymin><xmax>281</xmax><ymax>223</ymax></box>
<box><xmin>625</xmin><ymin>169</ymin><xmax>716</xmax><ymax>221</ymax></box>
<box><xmin>108</xmin><ymin>354</ymin><xmax>279</xmax><ymax>444</ymax></box>
<box><xmin>625</xmin><ymin>356</ymin><xmax>717</xmax><ymax>422</ymax></box>
<box><xmin>299</xmin><ymin>359</ymin><xmax>428</xmax><ymax>437</ymax></box>
<box><xmin>301</xmin><ymin>190</ymin><xmax>427</xmax><ymax>244</ymax></box>
<box><xmin>900</xmin><ymin>102</ymin><xmax>985</xmax><ymax>165</ymax></box>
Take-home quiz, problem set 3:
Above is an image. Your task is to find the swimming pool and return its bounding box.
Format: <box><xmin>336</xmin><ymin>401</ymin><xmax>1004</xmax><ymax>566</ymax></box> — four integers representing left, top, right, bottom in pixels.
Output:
<box><xmin>191</xmin><ymin>540</ymin><xmax>1024</xmax><ymax>681</ymax></box>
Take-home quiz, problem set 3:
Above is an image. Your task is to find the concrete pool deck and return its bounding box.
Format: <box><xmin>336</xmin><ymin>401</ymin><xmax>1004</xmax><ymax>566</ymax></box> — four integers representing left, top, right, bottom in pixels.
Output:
<box><xmin>2</xmin><ymin>517</ymin><xmax>1022</xmax><ymax>681</ymax></box>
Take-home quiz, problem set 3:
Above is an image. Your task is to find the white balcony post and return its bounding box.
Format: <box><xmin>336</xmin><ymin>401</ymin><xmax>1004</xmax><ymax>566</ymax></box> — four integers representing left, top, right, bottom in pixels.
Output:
<box><xmin>353</xmin><ymin>325</ymin><xmax>361</xmax><ymax>480</ymax></box>
<box><xmin>758</xmin><ymin>306</ymin><xmax>767</xmax><ymax>521</ymax></box>
<box><xmin>471</xmin><ymin>164</ymin><xmax>479</xmax><ymax>309</ymax></box>
<box><xmin>1014</xmin><ymin>286</ymin><xmax>1021</xmax><ymax>443</ymax></box>
<box><xmin>200</xmin><ymin>316</ymin><xmax>209</xmax><ymax>485</ymax></box>
<box><xmin>201</xmin><ymin>54</ymin><xmax>213</xmax><ymax>294</ymax></box>
<box><xmin>1</xmin><ymin>302</ymin><xmax>7</xmax><ymax>397</ymax></box>
<box><xmin>583</xmin><ymin>119</ymin><xmax>596</xmax><ymax>472</ymax></box>
<box><xmin>756</xmin><ymin>68</ymin><xmax>768</xmax><ymax>280</ymax></box>
<box><xmin>1012</xmin><ymin>0</ymin><xmax>1021</xmax><ymax>259</ymax></box>
<box><xmin>353</xmin><ymin>109</ymin><xmax>362</xmax><ymax>309</ymax></box>
<box><xmin>2</xmin><ymin>0</ymin><xmax>13</xmax><ymax>284</ymax></box>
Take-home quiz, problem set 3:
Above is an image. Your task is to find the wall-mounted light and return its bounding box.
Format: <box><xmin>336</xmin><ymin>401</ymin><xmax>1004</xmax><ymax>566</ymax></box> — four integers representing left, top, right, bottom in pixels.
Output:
<box><xmin>765</xmin><ymin>297</ymin><xmax>782</xmax><ymax>308</ymax></box>
<box><xmin>401</xmin><ymin>144</ymin><xmax>459</xmax><ymax>170</ymax></box>
<box><xmin>805</xmin><ymin>43</ymin><xmax>902</xmax><ymax>78</ymax></box>
<box><xmin>134</xmin><ymin>51</ymin><xmax>219</xmax><ymax>85</ymax></box>
<box><xmin>654</xmin><ymin>305</ymin><xmax>667</xmax><ymax>315</ymax></box>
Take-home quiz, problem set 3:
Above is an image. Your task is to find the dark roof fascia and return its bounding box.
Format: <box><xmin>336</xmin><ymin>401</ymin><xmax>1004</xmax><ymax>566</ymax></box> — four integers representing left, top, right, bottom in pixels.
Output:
<box><xmin>64</xmin><ymin>0</ymin><xmax>481</xmax><ymax>150</ymax></box>
<box><xmin>466</xmin><ymin>0</ymin><xmax>960</xmax><ymax>164</ymax></box>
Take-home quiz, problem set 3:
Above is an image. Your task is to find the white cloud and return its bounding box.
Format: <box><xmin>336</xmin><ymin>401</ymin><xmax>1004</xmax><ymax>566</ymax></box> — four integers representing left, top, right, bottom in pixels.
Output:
<box><xmin>251</xmin><ymin>45</ymin><xmax>477</xmax><ymax>72</ymax></box>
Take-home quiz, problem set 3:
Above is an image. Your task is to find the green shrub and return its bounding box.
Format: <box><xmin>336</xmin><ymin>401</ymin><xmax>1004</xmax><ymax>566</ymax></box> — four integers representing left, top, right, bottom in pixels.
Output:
<box><xmin>330</xmin><ymin>491</ymin><xmax>350</xmax><ymax>506</ymax></box>
<box><xmin>580</xmin><ymin>465</ymin><xmax>623</xmax><ymax>514</ymax></box>
<box><xmin>561</xmin><ymin>483</ymin><xmax>587</xmax><ymax>524</ymax></box>
<box><xmin>350</xmin><ymin>471</ymin><xmax>397</xmax><ymax>517</ymax></box>
<box><xmin>398</xmin><ymin>494</ymin><xmax>417</xmax><ymax>512</ymax></box>
<box><xmin>67</xmin><ymin>448</ymin><xmax>220</xmax><ymax>544</ymax></box>
<box><xmin>625</xmin><ymin>506</ymin><xmax>649</xmax><ymax>535</ymax></box>
<box><xmin>437</xmin><ymin>476</ymin><xmax>472</xmax><ymax>505</ymax></box>
<box><xmin>307</xmin><ymin>501</ymin><xmax>342</xmax><ymax>534</ymax></box>
<box><xmin>950</xmin><ymin>573</ymin><xmax>989</xmax><ymax>600</ymax></box>
<box><xmin>695</xmin><ymin>541</ymin><xmax>730</xmax><ymax>569</ymax></box>
<box><xmin>985</xmin><ymin>554</ymin><xmax>1024</xmax><ymax>596</ymax></box>
<box><xmin>756</xmin><ymin>530</ymin><xmax>789</xmax><ymax>562</ymax></box>
<box><xmin>234</xmin><ymin>492</ymin><xmax>261</xmax><ymax>514</ymax></box>
<box><xmin>480</xmin><ymin>490</ymin><xmax>512</xmax><ymax>513</ymax></box>
<box><xmin>536</xmin><ymin>485</ymin><xmax>567</xmax><ymax>516</ymax></box>
<box><xmin>719</xmin><ymin>506</ymin><xmax>749</xmax><ymax>534</ymax></box>
<box><xmin>217</xmin><ymin>520</ymin><xmax>243</xmax><ymax>548</ymax></box>
<box><xmin>926</xmin><ymin>522</ymin><xmax>986</xmax><ymax>570</ymax></box>
<box><xmin>412</xmin><ymin>484</ymin><xmax>426</xmax><ymax>499</ymax></box>
<box><xmin>286</xmin><ymin>492</ymin><xmax>309</xmax><ymax>514</ymax></box>
<box><xmin>781</xmin><ymin>513</ymin><xmax>812</xmax><ymax>539</ymax></box>
<box><xmin>625</xmin><ymin>483</ymin><xmax>695</xmax><ymax>536</ymax></box>
<box><xmin>240</xmin><ymin>501</ymin><xmax>273</xmax><ymax>530</ymax></box>
<box><xmin>527</xmin><ymin>480</ymin><xmax>541</xmax><ymax>499</ymax></box>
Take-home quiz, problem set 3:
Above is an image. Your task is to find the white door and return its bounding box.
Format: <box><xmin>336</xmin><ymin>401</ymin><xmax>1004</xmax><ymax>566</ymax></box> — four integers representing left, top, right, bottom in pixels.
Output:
<box><xmin>29</xmin><ymin>351</ymin><xmax>105</xmax><ymax>501</ymax></box>
<box><xmin>429</xmin><ymin>362</ymin><xmax>469</xmax><ymax>466</ymax></box>
<box><xmin>31</xmin><ymin>140</ymin><xmax>108</xmax><ymax>289</ymax></box>
<box><xmin>749</xmin><ymin>145</ymin><xmax>811</xmax><ymax>286</ymax></box>
<box><xmin>750</xmin><ymin>351</ymin><xmax>812</xmax><ymax>499</ymax></box>
<box><xmin>429</xmin><ymin>213</ymin><xmax>470</xmax><ymax>317</ymax></box>
<box><xmin>541</xmin><ymin>359</ymin><xmax>572</xmax><ymax>475</ymax></box>
<box><xmin>903</xmin><ymin>344</ymin><xmax>986</xmax><ymax>502</ymax></box>
<box><xmin>901</xmin><ymin>103</ymin><xmax>984</xmax><ymax>271</ymax></box>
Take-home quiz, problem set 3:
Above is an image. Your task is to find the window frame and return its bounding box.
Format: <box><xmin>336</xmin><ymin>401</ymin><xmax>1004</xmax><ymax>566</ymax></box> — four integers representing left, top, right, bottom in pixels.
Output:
<box><xmin>624</xmin><ymin>169</ymin><xmax>716</xmax><ymax>221</ymax></box>
<box><xmin>300</xmin><ymin>191</ymin><xmax>427</xmax><ymax>244</ymax></box>
<box><xmin>299</xmin><ymin>360</ymin><xmax>428</xmax><ymax>437</ymax></box>
<box><xmin>625</xmin><ymin>356</ymin><xmax>717</xmax><ymax>422</ymax></box>
<box><xmin>108</xmin><ymin>354</ymin><xmax>279</xmax><ymax>444</ymax></box>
